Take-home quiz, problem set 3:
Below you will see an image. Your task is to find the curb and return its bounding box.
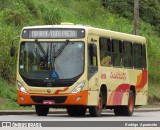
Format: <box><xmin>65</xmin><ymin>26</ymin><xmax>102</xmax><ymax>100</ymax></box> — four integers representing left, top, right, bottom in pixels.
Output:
<box><xmin>0</xmin><ymin>108</ymin><xmax>160</xmax><ymax>115</ymax></box>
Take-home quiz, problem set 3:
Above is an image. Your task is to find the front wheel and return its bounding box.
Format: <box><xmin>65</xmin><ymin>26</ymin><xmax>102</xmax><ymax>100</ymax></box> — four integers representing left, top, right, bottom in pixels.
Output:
<box><xmin>89</xmin><ymin>92</ymin><xmax>103</xmax><ymax>117</ymax></box>
<box><xmin>67</xmin><ymin>106</ymin><xmax>86</xmax><ymax>117</ymax></box>
<box><xmin>35</xmin><ymin>105</ymin><xmax>49</xmax><ymax>116</ymax></box>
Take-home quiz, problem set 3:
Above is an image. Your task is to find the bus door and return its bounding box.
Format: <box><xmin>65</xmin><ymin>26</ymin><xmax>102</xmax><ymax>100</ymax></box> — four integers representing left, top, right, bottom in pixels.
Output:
<box><xmin>87</xmin><ymin>35</ymin><xmax>99</xmax><ymax>106</ymax></box>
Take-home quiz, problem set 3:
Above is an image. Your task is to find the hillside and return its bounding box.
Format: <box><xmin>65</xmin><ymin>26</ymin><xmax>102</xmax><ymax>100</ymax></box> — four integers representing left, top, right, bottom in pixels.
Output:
<box><xmin>0</xmin><ymin>0</ymin><xmax>160</xmax><ymax>109</ymax></box>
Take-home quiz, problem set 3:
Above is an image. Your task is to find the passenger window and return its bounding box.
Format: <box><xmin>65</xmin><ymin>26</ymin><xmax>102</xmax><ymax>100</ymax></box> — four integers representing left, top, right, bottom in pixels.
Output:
<box><xmin>133</xmin><ymin>43</ymin><xmax>142</xmax><ymax>69</ymax></box>
<box><xmin>99</xmin><ymin>38</ymin><xmax>112</xmax><ymax>67</ymax></box>
<box><xmin>112</xmin><ymin>39</ymin><xmax>123</xmax><ymax>67</ymax></box>
<box><xmin>123</xmin><ymin>42</ymin><xmax>133</xmax><ymax>68</ymax></box>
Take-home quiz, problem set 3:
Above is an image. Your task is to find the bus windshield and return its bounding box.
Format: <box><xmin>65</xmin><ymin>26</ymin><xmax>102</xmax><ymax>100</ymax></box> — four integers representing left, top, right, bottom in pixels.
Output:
<box><xmin>19</xmin><ymin>41</ymin><xmax>84</xmax><ymax>80</ymax></box>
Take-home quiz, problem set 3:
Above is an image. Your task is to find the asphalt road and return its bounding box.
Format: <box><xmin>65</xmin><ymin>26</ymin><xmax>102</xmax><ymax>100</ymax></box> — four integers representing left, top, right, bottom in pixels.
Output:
<box><xmin>0</xmin><ymin>110</ymin><xmax>160</xmax><ymax>121</ymax></box>
<box><xmin>1</xmin><ymin>110</ymin><xmax>160</xmax><ymax>130</ymax></box>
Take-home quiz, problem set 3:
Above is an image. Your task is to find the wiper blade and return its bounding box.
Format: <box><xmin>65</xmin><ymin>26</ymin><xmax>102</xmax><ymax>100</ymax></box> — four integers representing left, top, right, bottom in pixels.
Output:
<box><xmin>36</xmin><ymin>42</ymin><xmax>47</xmax><ymax>56</ymax></box>
<box><xmin>54</xmin><ymin>40</ymin><xmax>69</xmax><ymax>58</ymax></box>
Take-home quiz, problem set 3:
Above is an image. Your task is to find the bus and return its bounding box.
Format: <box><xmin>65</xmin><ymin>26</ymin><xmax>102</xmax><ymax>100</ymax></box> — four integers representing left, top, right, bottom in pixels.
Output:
<box><xmin>10</xmin><ymin>23</ymin><xmax>148</xmax><ymax>117</ymax></box>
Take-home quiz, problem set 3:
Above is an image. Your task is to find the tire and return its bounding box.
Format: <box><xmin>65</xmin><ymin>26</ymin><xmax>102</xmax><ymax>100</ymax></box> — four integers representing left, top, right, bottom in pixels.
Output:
<box><xmin>114</xmin><ymin>90</ymin><xmax>135</xmax><ymax>116</ymax></box>
<box><xmin>89</xmin><ymin>92</ymin><xmax>103</xmax><ymax>117</ymax></box>
<box><xmin>114</xmin><ymin>106</ymin><xmax>123</xmax><ymax>116</ymax></box>
<box><xmin>35</xmin><ymin>105</ymin><xmax>49</xmax><ymax>116</ymax></box>
<box><xmin>124</xmin><ymin>90</ymin><xmax>135</xmax><ymax>116</ymax></box>
<box><xmin>67</xmin><ymin>106</ymin><xmax>86</xmax><ymax>117</ymax></box>
<box><xmin>67</xmin><ymin>106</ymin><xmax>76</xmax><ymax>117</ymax></box>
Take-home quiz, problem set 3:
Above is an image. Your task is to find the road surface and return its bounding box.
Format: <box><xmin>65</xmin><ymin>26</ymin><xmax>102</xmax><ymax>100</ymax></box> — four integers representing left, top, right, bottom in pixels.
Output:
<box><xmin>0</xmin><ymin>110</ymin><xmax>160</xmax><ymax>130</ymax></box>
<box><xmin>0</xmin><ymin>110</ymin><xmax>160</xmax><ymax>121</ymax></box>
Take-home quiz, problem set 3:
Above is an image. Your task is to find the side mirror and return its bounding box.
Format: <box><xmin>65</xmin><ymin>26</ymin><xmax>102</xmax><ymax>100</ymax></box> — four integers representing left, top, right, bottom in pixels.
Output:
<box><xmin>10</xmin><ymin>45</ymin><xmax>15</xmax><ymax>57</ymax></box>
<box><xmin>10</xmin><ymin>36</ymin><xmax>20</xmax><ymax>57</ymax></box>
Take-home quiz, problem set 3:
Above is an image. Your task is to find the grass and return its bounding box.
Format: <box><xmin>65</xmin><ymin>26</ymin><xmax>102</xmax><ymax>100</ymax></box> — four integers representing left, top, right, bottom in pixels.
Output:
<box><xmin>148</xmin><ymin>83</ymin><xmax>160</xmax><ymax>105</ymax></box>
<box><xmin>0</xmin><ymin>79</ymin><xmax>33</xmax><ymax>110</ymax></box>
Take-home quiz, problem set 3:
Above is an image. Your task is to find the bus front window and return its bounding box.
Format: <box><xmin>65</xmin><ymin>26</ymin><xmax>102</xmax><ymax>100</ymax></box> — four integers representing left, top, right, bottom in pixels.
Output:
<box><xmin>19</xmin><ymin>41</ymin><xmax>84</xmax><ymax>81</ymax></box>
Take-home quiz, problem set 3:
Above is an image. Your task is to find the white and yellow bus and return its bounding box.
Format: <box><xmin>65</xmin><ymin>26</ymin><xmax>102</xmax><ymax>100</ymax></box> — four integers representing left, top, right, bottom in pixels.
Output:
<box><xmin>11</xmin><ymin>23</ymin><xmax>148</xmax><ymax>117</ymax></box>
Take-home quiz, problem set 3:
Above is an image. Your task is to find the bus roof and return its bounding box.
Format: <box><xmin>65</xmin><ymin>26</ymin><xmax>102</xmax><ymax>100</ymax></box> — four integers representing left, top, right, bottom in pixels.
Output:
<box><xmin>22</xmin><ymin>23</ymin><xmax>146</xmax><ymax>43</ymax></box>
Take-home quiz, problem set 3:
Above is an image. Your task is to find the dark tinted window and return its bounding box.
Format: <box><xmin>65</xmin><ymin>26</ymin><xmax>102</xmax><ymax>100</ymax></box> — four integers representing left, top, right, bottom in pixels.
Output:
<box><xmin>99</xmin><ymin>38</ymin><xmax>112</xmax><ymax>67</ymax></box>
<box><xmin>123</xmin><ymin>42</ymin><xmax>133</xmax><ymax>68</ymax></box>
<box><xmin>133</xmin><ymin>43</ymin><xmax>142</xmax><ymax>69</ymax></box>
<box><xmin>112</xmin><ymin>39</ymin><xmax>123</xmax><ymax>67</ymax></box>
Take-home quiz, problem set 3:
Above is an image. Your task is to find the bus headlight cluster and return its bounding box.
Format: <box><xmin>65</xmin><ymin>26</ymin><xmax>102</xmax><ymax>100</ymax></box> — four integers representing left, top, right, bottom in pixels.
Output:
<box><xmin>71</xmin><ymin>81</ymin><xmax>85</xmax><ymax>94</ymax></box>
<box><xmin>17</xmin><ymin>81</ymin><xmax>28</xmax><ymax>94</ymax></box>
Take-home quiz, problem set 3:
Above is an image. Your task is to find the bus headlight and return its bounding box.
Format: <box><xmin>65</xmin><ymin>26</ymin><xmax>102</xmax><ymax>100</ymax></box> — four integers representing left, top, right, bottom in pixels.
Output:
<box><xmin>71</xmin><ymin>81</ymin><xmax>85</xmax><ymax>94</ymax></box>
<box><xmin>17</xmin><ymin>81</ymin><xmax>28</xmax><ymax>94</ymax></box>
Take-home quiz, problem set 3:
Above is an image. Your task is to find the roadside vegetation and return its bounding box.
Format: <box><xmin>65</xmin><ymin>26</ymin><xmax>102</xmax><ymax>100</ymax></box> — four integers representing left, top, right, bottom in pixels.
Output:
<box><xmin>0</xmin><ymin>0</ymin><xmax>160</xmax><ymax>109</ymax></box>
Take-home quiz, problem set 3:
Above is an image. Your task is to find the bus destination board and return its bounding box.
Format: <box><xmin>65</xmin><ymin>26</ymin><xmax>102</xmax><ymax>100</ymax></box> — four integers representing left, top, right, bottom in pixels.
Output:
<box><xmin>22</xmin><ymin>28</ymin><xmax>85</xmax><ymax>39</ymax></box>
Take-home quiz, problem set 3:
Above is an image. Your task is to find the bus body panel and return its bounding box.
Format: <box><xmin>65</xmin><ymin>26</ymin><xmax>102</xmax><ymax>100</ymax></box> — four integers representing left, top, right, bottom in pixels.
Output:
<box><xmin>17</xmin><ymin>90</ymin><xmax>88</xmax><ymax>106</ymax></box>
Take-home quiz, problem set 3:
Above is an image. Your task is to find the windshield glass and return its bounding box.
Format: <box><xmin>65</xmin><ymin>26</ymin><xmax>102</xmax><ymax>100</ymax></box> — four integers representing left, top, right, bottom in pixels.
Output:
<box><xmin>19</xmin><ymin>41</ymin><xmax>84</xmax><ymax>80</ymax></box>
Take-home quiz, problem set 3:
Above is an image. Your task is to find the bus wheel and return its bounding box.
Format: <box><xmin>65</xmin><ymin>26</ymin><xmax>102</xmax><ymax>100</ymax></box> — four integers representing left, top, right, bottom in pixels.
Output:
<box><xmin>67</xmin><ymin>106</ymin><xmax>86</xmax><ymax>117</ymax></box>
<box><xmin>67</xmin><ymin>106</ymin><xmax>76</xmax><ymax>116</ymax></box>
<box><xmin>114</xmin><ymin>90</ymin><xmax>135</xmax><ymax>116</ymax></box>
<box><xmin>125</xmin><ymin>90</ymin><xmax>135</xmax><ymax>116</ymax></box>
<box><xmin>76</xmin><ymin>107</ymin><xmax>86</xmax><ymax>116</ymax></box>
<box><xmin>89</xmin><ymin>92</ymin><xmax>103</xmax><ymax>117</ymax></box>
<box><xmin>35</xmin><ymin>105</ymin><xmax>49</xmax><ymax>116</ymax></box>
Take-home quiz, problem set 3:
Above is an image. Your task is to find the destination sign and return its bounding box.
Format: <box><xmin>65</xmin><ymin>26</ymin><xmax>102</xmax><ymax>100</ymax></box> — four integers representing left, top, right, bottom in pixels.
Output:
<box><xmin>22</xmin><ymin>28</ymin><xmax>85</xmax><ymax>39</ymax></box>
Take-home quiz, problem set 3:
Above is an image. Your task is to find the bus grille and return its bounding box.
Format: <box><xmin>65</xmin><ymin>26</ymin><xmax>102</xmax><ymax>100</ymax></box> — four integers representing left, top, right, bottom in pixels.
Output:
<box><xmin>31</xmin><ymin>96</ymin><xmax>67</xmax><ymax>103</ymax></box>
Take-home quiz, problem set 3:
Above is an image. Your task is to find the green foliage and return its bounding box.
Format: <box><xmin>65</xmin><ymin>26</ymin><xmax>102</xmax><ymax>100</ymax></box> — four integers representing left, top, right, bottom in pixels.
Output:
<box><xmin>3</xmin><ymin>9</ymin><xmax>25</xmax><ymax>26</ymax></box>
<box><xmin>0</xmin><ymin>79</ymin><xmax>33</xmax><ymax>110</ymax></box>
<box><xmin>101</xmin><ymin>0</ymin><xmax>133</xmax><ymax>19</ymax></box>
<box><xmin>0</xmin><ymin>26</ymin><xmax>17</xmax><ymax>83</ymax></box>
<box><xmin>0</xmin><ymin>0</ymin><xmax>13</xmax><ymax>10</ymax></box>
<box><xmin>42</xmin><ymin>8</ymin><xmax>62</xmax><ymax>25</ymax></box>
<box><xmin>2</xmin><ymin>1</ymin><xmax>30</xmax><ymax>26</ymax></box>
<box><xmin>22</xmin><ymin>0</ymin><xmax>40</xmax><ymax>18</ymax></box>
<box><xmin>102</xmin><ymin>0</ymin><xmax>160</xmax><ymax>33</ymax></box>
<box><xmin>0</xmin><ymin>79</ymin><xmax>16</xmax><ymax>101</ymax></box>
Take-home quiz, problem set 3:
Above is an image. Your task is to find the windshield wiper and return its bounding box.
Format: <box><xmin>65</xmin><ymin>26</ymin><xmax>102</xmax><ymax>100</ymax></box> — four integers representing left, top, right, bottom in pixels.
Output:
<box><xmin>54</xmin><ymin>40</ymin><xmax>69</xmax><ymax>58</ymax></box>
<box><xmin>36</xmin><ymin>42</ymin><xmax>47</xmax><ymax>57</ymax></box>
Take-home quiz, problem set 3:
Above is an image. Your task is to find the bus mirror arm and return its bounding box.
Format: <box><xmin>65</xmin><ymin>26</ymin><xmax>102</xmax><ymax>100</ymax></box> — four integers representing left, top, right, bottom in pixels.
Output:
<box><xmin>10</xmin><ymin>36</ymin><xmax>20</xmax><ymax>57</ymax></box>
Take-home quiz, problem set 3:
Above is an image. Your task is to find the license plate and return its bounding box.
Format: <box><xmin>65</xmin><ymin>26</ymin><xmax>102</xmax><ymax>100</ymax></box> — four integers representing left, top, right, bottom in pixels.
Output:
<box><xmin>43</xmin><ymin>100</ymin><xmax>55</xmax><ymax>105</ymax></box>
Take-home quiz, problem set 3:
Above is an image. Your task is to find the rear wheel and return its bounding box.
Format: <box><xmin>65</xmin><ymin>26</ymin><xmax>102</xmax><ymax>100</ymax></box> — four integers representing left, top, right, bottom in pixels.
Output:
<box><xmin>35</xmin><ymin>105</ymin><xmax>49</xmax><ymax>116</ymax></box>
<box><xmin>125</xmin><ymin>90</ymin><xmax>135</xmax><ymax>116</ymax></box>
<box><xmin>114</xmin><ymin>90</ymin><xmax>135</xmax><ymax>116</ymax></box>
<box><xmin>89</xmin><ymin>92</ymin><xmax>103</xmax><ymax>117</ymax></box>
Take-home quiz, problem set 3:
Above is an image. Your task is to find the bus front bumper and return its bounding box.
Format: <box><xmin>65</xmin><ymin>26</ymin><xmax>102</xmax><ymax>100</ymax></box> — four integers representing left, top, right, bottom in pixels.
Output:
<box><xmin>17</xmin><ymin>90</ymin><xmax>88</xmax><ymax>106</ymax></box>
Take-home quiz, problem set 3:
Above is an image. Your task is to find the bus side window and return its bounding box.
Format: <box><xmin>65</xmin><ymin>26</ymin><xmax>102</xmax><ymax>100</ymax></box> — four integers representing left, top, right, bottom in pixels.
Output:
<box><xmin>123</xmin><ymin>41</ymin><xmax>133</xmax><ymax>68</ymax></box>
<box><xmin>133</xmin><ymin>43</ymin><xmax>142</xmax><ymax>69</ymax></box>
<box><xmin>112</xmin><ymin>39</ymin><xmax>123</xmax><ymax>67</ymax></box>
<box><xmin>99</xmin><ymin>38</ymin><xmax>112</xmax><ymax>67</ymax></box>
<box><xmin>88</xmin><ymin>44</ymin><xmax>98</xmax><ymax>74</ymax></box>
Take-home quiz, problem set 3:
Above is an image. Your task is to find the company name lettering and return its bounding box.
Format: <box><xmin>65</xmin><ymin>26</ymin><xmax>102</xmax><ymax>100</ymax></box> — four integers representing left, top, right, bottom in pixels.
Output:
<box><xmin>110</xmin><ymin>72</ymin><xmax>127</xmax><ymax>80</ymax></box>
